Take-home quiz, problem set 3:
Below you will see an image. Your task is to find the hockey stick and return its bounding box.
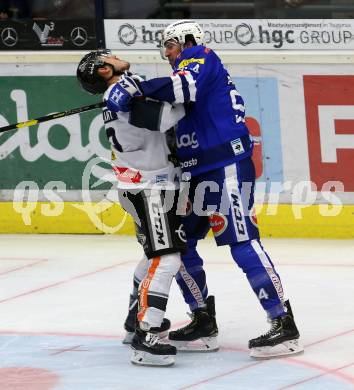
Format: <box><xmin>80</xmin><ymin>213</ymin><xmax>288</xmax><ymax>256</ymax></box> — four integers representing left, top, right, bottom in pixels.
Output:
<box><xmin>0</xmin><ymin>101</ymin><xmax>107</xmax><ymax>134</ymax></box>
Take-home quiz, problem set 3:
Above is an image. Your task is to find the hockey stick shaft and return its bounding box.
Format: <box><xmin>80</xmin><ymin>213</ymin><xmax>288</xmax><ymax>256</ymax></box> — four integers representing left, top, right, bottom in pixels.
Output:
<box><xmin>0</xmin><ymin>101</ymin><xmax>107</xmax><ymax>134</ymax></box>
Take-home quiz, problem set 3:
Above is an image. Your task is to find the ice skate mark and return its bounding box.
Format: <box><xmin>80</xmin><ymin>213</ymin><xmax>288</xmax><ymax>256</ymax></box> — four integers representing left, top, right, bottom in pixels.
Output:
<box><xmin>305</xmin><ymin>328</ymin><xmax>354</xmax><ymax>348</ymax></box>
<box><xmin>178</xmin><ymin>361</ymin><xmax>263</xmax><ymax>390</ymax></box>
<box><xmin>278</xmin><ymin>361</ymin><xmax>354</xmax><ymax>389</ymax></box>
<box><xmin>206</xmin><ymin>329</ymin><xmax>354</xmax><ymax>388</ymax></box>
<box><xmin>0</xmin><ymin>260</ymin><xmax>133</xmax><ymax>305</ymax></box>
<box><xmin>0</xmin><ymin>329</ymin><xmax>124</xmax><ymax>340</ymax></box>
<box><xmin>220</xmin><ymin>328</ymin><xmax>354</xmax><ymax>352</ymax></box>
<box><xmin>207</xmin><ymin>261</ymin><xmax>354</xmax><ymax>267</ymax></box>
<box><xmin>44</xmin><ymin>345</ymin><xmax>89</xmax><ymax>356</ymax></box>
<box><xmin>0</xmin><ymin>257</ymin><xmax>49</xmax><ymax>262</ymax></box>
<box><xmin>0</xmin><ymin>259</ymin><xmax>48</xmax><ymax>276</ymax></box>
<box><xmin>196</xmin><ymin>344</ymin><xmax>354</xmax><ymax>388</ymax></box>
<box><xmin>219</xmin><ymin>345</ymin><xmax>248</xmax><ymax>353</ymax></box>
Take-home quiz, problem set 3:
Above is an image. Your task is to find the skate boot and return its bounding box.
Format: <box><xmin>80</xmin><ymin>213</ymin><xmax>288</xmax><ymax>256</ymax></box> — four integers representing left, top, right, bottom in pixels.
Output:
<box><xmin>168</xmin><ymin>296</ymin><xmax>219</xmax><ymax>352</ymax></box>
<box><xmin>122</xmin><ymin>295</ymin><xmax>171</xmax><ymax>344</ymax></box>
<box><xmin>131</xmin><ymin>326</ymin><xmax>177</xmax><ymax>366</ymax></box>
<box><xmin>249</xmin><ymin>300</ymin><xmax>304</xmax><ymax>358</ymax></box>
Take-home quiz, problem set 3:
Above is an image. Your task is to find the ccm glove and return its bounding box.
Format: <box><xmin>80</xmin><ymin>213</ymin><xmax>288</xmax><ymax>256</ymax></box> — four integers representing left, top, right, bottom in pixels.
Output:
<box><xmin>107</xmin><ymin>75</ymin><xmax>142</xmax><ymax>113</ymax></box>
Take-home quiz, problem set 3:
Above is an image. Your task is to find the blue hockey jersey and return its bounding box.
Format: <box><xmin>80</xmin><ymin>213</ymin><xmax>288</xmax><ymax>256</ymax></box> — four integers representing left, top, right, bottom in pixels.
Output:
<box><xmin>140</xmin><ymin>45</ymin><xmax>253</xmax><ymax>176</ymax></box>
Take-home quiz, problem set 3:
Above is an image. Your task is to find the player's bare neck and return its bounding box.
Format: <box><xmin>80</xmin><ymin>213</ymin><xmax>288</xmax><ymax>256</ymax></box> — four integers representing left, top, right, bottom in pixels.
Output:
<box><xmin>106</xmin><ymin>74</ymin><xmax>121</xmax><ymax>87</ymax></box>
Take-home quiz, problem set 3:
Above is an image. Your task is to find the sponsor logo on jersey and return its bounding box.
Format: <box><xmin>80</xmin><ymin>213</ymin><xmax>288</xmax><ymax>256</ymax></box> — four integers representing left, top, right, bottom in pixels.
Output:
<box><xmin>175</xmin><ymin>224</ymin><xmax>187</xmax><ymax>243</ymax></box>
<box><xmin>102</xmin><ymin>109</ymin><xmax>118</xmax><ymax>124</ymax></box>
<box><xmin>113</xmin><ymin>166</ymin><xmax>142</xmax><ymax>183</ymax></box>
<box><xmin>231</xmin><ymin>138</ymin><xmax>245</xmax><ymax>156</ymax></box>
<box><xmin>208</xmin><ymin>212</ymin><xmax>228</xmax><ymax>237</ymax></box>
<box><xmin>250</xmin><ymin>207</ymin><xmax>258</xmax><ymax>227</ymax></box>
<box><xmin>178</xmin><ymin>58</ymin><xmax>205</xmax><ymax>69</ymax></box>
<box><xmin>180</xmin><ymin>158</ymin><xmax>198</xmax><ymax>169</ymax></box>
<box><xmin>137</xmin><ymin>233</ymin><xmax>147</xmax><ymax>246</ymax></box>
<box><xmin>155</xmin><ymin>174</ymin><xmax>168</xmax><ymax>184</ymax></box>
<box><xmin>231</xmin><ymin>192</ymin><xmax>247</xmax><ymax>237</ymax></box>
<box><xmin>177</xmin><ymin>132</ymin><xmax>199</xmax><ymax>149</ymax></box>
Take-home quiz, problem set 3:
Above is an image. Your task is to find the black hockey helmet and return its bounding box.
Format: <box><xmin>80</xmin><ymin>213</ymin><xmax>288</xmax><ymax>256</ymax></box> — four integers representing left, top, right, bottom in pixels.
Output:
<box><xmin>77</xmin><ymin>49</ymin><xmax>112</xmax><ymax>95</ymax></box>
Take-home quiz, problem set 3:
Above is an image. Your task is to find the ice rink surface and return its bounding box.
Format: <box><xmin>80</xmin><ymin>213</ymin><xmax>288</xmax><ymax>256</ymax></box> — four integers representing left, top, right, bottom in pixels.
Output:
<box><xmin>0</xmin><ymin>234</ymin><xmax>353</xmax><ymax>390</ymax></box>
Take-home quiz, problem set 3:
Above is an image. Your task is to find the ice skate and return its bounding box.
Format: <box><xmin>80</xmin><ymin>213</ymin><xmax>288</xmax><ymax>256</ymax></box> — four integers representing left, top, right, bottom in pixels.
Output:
<box><xmin>122</xmin><ymin>295</ymin><xmax>171</xmax><ymax>344</ymax></box>
<box><xmin>168</xmin><ymin>296</ymin><xmax>219</xmax><ymax>352</ymax></box>
<box><xmin>249</xmin><ymin>300</ymin><xmax>304</xmax><ymax>358</ymax></box>
<box><xmin>131</xmin><ymin>326</ymin><xmax>177</xmax><ymax>366</ymax></box>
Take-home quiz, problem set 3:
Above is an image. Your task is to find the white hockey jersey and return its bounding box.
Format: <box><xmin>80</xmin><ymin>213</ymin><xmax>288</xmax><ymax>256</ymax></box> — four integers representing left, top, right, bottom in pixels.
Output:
<box><xmin>102</xmin><ymin>83</ymin><xmax>185</xmax><ymax>189</ymax></box>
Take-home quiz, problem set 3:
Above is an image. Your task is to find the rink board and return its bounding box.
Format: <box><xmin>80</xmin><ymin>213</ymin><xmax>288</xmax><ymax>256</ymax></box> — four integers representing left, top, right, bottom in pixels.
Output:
<box><xmin>0</xmin><ymin>202</ymin><xmax>353</xmax><ymax>238</ymax></box>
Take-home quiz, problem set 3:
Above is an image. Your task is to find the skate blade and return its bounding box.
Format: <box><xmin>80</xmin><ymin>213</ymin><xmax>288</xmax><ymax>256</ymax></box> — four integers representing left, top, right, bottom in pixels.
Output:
<box><xmin>250</xmin><ymin>339</ymin><xmax>304</xmax><ymax>359</ymax></box>
<box><xmin>131</xmin><ymin>350</ymin><xmax>175</xmax><ymax>366</ymax></box>
<box><xmin>123</xmin><ymin>330</ymin><xmax>168</xmax><ymax>345</ymax></box>
<box><xmin>169</xmin><ymin>336</ymin><xmax>219</xmax><ymax>352</ymax></box>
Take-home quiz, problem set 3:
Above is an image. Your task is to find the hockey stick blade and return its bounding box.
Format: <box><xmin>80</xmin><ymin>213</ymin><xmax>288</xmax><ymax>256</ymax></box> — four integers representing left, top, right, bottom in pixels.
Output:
<box><xmin>0</xmin><ymin>101</ymin><xmax>107</xmax><ymax>134</ymax></box>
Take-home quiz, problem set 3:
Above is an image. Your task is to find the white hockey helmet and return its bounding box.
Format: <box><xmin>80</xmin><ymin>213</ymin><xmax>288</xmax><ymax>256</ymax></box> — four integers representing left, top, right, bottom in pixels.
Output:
<box><xmin>160</xmin><ymin>20</ymin><xmax>204</xmax><ymax>58</ymax></box>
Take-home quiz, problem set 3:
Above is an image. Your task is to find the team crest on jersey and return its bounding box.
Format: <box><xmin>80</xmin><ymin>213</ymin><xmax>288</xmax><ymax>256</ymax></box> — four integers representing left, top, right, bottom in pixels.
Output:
<box><xmin>208</xmin><ymin>212</ymin><xmax>228</xmax><ymax>237</ymax></box>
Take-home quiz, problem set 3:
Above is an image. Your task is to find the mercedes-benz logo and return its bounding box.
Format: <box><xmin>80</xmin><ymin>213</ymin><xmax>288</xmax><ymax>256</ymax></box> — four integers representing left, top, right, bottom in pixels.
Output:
<box><xmin>71</xmin><ymin>27</ymin><xmax>88</xmax><ymax>47</ymax></box>
<box><xmin>118</xmin><ymin>23</ymin><xmax>137</xmax><ymax>46</ymax></box>
<box><xmin>235</xmin><ymin>23</ymin><xmax>254</xmax><ymax>46</ymax></box>
<box><xmin>1</xmin><ymin>27</ymin><xmax>18</xmax><ymax>47</ymax></box>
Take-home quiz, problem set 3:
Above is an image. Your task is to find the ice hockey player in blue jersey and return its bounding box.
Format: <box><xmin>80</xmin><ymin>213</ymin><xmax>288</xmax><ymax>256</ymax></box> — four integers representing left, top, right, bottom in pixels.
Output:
<box><xmin>108</xmin><ymin>20</ymin><xmax>303</xmax><ymax>358</ymax></box>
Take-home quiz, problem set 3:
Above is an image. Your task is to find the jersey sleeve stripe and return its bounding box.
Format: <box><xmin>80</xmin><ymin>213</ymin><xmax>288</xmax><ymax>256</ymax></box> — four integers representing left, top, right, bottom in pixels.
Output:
<box><xmin>185</xmin><ymin>72</ymin><xmax>197</xmax><ymax>102</ymax></box>
<box><xmin>180</xmin><ymin>73</ymin><xmax>190</xmax><ymax>103</ymax></box>
<box><xmin>171</xmin><ymin>75</ymin><xmax>185</xmax><ymax>103</ymax></box>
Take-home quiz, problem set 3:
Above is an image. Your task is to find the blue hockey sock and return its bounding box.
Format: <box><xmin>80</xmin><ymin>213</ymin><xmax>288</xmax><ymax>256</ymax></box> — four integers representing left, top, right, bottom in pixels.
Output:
<box><xmin>230</xmin><ymin>239</ymin><xmax>286</xmax><ymax>319</ymax></box>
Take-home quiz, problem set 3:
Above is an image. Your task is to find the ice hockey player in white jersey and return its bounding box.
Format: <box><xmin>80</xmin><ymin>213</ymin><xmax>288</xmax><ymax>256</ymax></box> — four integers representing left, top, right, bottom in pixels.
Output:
<box><xmin>77</xmin><ymin>49</ymin><xmax>186</xmax><ymax>366</ymax></box>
